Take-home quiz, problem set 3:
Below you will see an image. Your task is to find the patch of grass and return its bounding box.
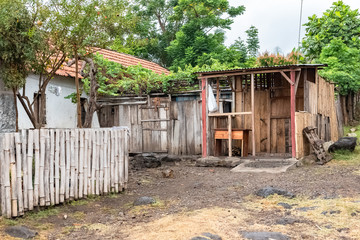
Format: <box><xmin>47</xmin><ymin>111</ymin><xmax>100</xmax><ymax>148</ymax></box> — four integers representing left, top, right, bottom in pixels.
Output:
<box><xmin>72</xmin><ymin>211</ymin><xmax>86</xmax><ymax>221</ymax></box>
<box><xmin>332</xmin><ymin>148</ymin><xmax>360</xmax><ymax>165</ymax></box>
<box><xmin>25</xmin><ymin>207</ymin><xmax>59</xmax><ymax>220</ymax></box>
<box><xmin>2</xmin><ymin>218</ymin><xmax>18</xmax><ymax>226</ymax></box>
<box><xmin>61</xmin><ymin>225</ymin><xmax>75</xmax><ymax>235</ymax></box>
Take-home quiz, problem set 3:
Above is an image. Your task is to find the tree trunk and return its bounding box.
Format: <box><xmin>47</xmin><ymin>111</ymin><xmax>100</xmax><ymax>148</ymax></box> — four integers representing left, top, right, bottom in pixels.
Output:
<box><xmin>341</xmin><ymin>95</ymin><xmax>348</xmax><ymax>125</ymax></box>
<box><xmin>348</xmin><ymin>93</ymin><xmax>354</xmax><ymax>124</ymax></box>
<box><xmin>75</xmin><ymin>49</ymin><xmax>82</xmax><ymax>128</ymax></box>
<box><xmin>82</xmin><ymin>58</ymin><xmax>98</xmax><ymax>128</ymax></box>
<box><xmin>12</xmin><ymin>88</ymin><xmax>19</xmax><ymax>132</ymax></box>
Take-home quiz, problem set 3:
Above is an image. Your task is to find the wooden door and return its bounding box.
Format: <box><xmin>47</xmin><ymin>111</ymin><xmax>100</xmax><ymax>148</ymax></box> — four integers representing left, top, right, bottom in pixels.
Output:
<box><xmin>141</xmin><ymin>98</ymin><xmax>170</xmax><ymax>153</ymax></box>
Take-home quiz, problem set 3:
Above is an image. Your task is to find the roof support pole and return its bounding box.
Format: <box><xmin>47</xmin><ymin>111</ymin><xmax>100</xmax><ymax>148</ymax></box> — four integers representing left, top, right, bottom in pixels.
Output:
<box><xmin>251</xmin><ymin>73</ymin><xmax>256</xmax><ymax>157</ymax></box>
<box><xmin>290</xmin><ymin>70</ymin><xmax>296</xmax><ymax>158</ymax></box>
<box><xmin>201</xmin><ymin>77</ymin><xmax>208</xmax><ymax>157</ymax></box>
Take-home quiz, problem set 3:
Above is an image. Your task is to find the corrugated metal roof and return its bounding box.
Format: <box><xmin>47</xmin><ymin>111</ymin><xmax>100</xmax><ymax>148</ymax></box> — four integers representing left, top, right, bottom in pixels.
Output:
<box><xmin>195</xmin><ymin>64</ymin><xmax>327</xmax><ymax>75</ymax></box>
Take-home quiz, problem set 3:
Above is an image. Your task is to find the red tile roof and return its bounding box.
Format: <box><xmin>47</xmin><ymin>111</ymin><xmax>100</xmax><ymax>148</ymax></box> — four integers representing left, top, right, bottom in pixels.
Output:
<box><xmin>55</xmin><ymin>48</ymin><xmax>170</xmax><ymax>78</ymax></box>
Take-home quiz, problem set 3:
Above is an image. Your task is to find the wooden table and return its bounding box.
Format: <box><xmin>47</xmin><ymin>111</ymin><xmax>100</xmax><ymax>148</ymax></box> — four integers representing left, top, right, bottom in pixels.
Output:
<box><xmin>214</xmin><ymin>128</ymin><xmax>250</xmax><ymax>157</ymax></box>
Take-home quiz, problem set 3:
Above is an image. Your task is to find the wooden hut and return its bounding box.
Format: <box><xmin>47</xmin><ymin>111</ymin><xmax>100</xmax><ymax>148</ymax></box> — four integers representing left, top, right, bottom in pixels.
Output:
<box><xmin>197</xmin><ymin>64</ymin><xmax>341</xmax><ymax>159</ymax></box>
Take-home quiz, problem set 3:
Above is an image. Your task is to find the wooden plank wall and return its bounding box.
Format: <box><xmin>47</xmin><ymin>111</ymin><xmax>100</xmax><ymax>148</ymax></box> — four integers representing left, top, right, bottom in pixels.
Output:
<box><xmin>106</xmin><ymin>98</ymin><xmax>202</xmax><ymax>155</ymax></box>
<box><xmin>0</xmin><ymin>128</ymin><xmax>129</xmax><ymax>218</ymax></box>
<box><xmin>295</xmin><ymin>112</ymin><xmax>316</xmax><ymax>158</ymax></box>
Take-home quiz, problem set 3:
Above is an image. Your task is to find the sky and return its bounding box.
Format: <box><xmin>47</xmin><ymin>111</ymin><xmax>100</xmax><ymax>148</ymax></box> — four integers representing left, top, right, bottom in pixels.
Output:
<box><xmin>225</xmin><ymin>0</ymin><xmax>360</xmax><ymax>54</ymax></box>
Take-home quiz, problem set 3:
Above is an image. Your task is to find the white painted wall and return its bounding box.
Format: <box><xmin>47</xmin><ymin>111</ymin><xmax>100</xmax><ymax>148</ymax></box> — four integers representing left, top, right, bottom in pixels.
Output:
<box><xmin>18</xmin><ymin>74</ymin><xmax>100</xmax><ymax>129</ymax></box>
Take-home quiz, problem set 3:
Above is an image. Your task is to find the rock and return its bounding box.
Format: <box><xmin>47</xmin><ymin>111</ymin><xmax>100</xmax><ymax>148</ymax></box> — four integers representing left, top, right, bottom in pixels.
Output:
<box><xmin>297</xmin><ymin>154</ymin><xmax>317</xmax><ymax>166</ymax></box>
<box><xmin>133</xmin><ymin>154</ymin><xmax>161</xmax><ymax>169</ymax></box>
<box><xmin>241</xmin><ymin>231</ymin><xmax>290</xmax><ymax>240</ymax></box>
<box><xmin>350</xmin><ymin>128</ymin><xmax>357</xmax><ymax>132</ymax></box>
<box><xmin>277</xmin><ymin>202</ymin><xmax>292</xmax><ymax>209</ymax></box>
<box><xmin>160</xmin><ymin>155</ymin><xmax>181</xmax><ymax>162</ymax></box>
<box><xmin>256</xmin><ymin>186</ymin><xmax>295</xmax><ymax>198</ymax></box>
<box><xmin>162</xmin><ymin>169</ymin><xmax>174</xmax><ymax>178</ymax></box>
<box><xmin>328</xmin><ymin>137</ymin><xmax>357</xmax><ymax>153</ymax></box>
<box><xmin>63</xmin><ymin>214</ymin><xmax>68</xmax><ymax>219</ymax></box>
<box><xmin>347</xmin><ymin>133</ymin><xmax>357</xmax><ymax>137</ymax></box>
<box><xmin>196</xmin><ymin>156</ymin><xmax>242</xmax><ymax>168</ymax></box>
<box><xmin>276</xmin><ymin>217</ymin><xmax>298</xmax><ymax>225</ymax></box>
<box><xmin>191</xmin><ymin>233</ymin><xmax>222</xmax><ymax>240</ymax></box>
<box><xmin>295</xmin><ymin>206</ymin><xmax>318</xmax><ymax>212</ymax></box>
<box><xmin>323</xmin><ymin>141</ymin><xmax>334</xmax><ymax>153</ymax></box>
<box><xmin>5</xmin><ymin>226</ymin><xmax>37</xmax><ymax>239</ymax></box>
<box><xmin>133</xmin><ymin>196</ymin><xmax>156</xmax><ymax>206</ymax></box>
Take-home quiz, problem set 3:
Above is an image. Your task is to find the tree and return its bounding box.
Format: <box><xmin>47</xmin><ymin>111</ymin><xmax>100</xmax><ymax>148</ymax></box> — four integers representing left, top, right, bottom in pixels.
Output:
<box><xmin>166</xmin><ymin>0</ymin><xmax>245</xmax><ymax>70</ymax></box>
<box><xmin>246</xmin><ymin>25</ymin><xmax>259</xmax><ymax>57</ymax></box>
<box><xmin>302</xmin><ymin>1</ymin><xmax>360</xmax><ymax>60</ymax></box>
<box><xmin>0</xmin><ymin>0</ymin><xmax>41</xmax><ymax>131</ymax></box>
<box><xmin>257</xmin><ymin>49</ymin><xmax>304</xmax><ymax>67</ymax></box>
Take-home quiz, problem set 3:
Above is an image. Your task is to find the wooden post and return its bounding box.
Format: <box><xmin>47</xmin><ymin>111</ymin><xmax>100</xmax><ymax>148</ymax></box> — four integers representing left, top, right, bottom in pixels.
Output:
<box><xmin>228</xmin><ymin>115</ymin><xmax>232</xmax><ymax>157</ymax></box>
<box><xmin>290</xmin><ymin>70</ymin><xmax>296</xmax><ymax>158</ymax></box>
<box><xmin>44</xmin><ymin>130</ymin><xmax>51</xmax><ymax>206</ymax></box>
<box><xmin>251</xmin><ymin>73</ymin><xmax>256</xmax><ymax>157</ymax></box>
<box><xmin>216</xmin><ymin>78</ymin><xmax>220</xmax><ymax>108</ymax></box>
<box><xmin>201</xmin><ymin>77</ymin><xmax>207</xmax><ymax>157</ymax></box>
<box><xmin>267</xmin><ymin>91</ymin><xmax>271</xmax><ymax>153</ymax></box>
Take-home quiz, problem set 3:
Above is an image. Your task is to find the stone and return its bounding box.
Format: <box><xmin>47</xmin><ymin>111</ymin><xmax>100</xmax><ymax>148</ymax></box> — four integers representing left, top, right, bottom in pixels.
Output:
<box><xmin>347</xmin><ymin>133</ymin><xmax>357</xmax><ymax>137</ymax></box>
<box><xmin>323</xmin><ymin>141</ymin><xmax>334</xmax><ymax>153</ymax></box>
<box><xmin>133</xmin><ymin>154</ymin><xmax>161</xmax><ymax>169</ymax></box>
<box><xmin>328</xmin><ymin>137</ymin><xmax>357</xmax><ymax>153</ymax></box>
<box><xmin>196</xmin><ymin>156</ymin><xmax>242</xmax><ymax>168</ymax></box>
<box><xmin>241</xmin><ymin>231</ymin><xmax>290</xmax><ymax>240</ymax></box>
<box><xmin>256</xmin><ymin>186</ymin><xmax>295</xmax><ymax>198</ymax></box>
<box><xmin>297</xmin><ymin>154</ymin><xmax>317</xmax><ymax>166</ymax></box>
<box><xmin>295</xmin><ymin>206</ymin><xmax>318</xmax><ymax>212</ymax></box>
<box><xmin>133</xmin><ymin>196</ymin><xmax>156</xmax><ymax>206</ymax></box>
<box><xmin>350</xmin><ymin>128</ymin><xmax>357</xmax><ymax>132</ymax></box>
<box><xmin>162</xmin><ymin>169</ymin><xmax>174</xmax><ymax>178</ymax></box>
<box><xmin>276</xmin><ymin>217</ymin><xmax>298</xmax><ymax>225</ymax></box>
<box><xmin>160</xmin><ymin>155</ymin><xmax>181</xmax><ymax>162</ymax></box>
<box><xmin>191</xmin><ymin>233</ymin><xmax>222</xmax><ymax>240</ymax></box>
<box><xmin>277</xmin><ymin>202</ymin><xmax>292</xmax><ymax>209</ymax></box>
<box><xmin>5</xmin><ymin>226</ymin><xmax>37</xmax><ymax>239</ymax></box>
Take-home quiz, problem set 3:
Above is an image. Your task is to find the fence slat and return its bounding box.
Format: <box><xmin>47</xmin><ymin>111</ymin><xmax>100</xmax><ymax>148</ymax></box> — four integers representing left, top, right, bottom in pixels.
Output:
<box><xmin>1</xmin><ymin>135</ymin><xmax>5</xmax><ymax>216</ymax></box>
<box><xmin>49</xmin><ymin>130</ymin><xmax>55</xmax><ymax>206</ymax></box>
<box><xmin>15</xmin><ymin>133</ymin><xmax>24</xmax><ymax>216</ymax></box>
<box><xmin>21</xmin><ymin>129</ymin><xmax>28</xmax><ymax>211</ymax></box>
<box><xmin>9</xmin><ymin>133</ymin><xmax>18</xmax><ymax>217</ymax></box>
<box><xmin>4</xmin><ymin>134</ymin><xmax>11</xmax><ymax>218</ymax></box>
<box><xmin>119</xmin><ymin>130</ymin><xmax>124</xmax><ymax>190</ymax></box>
<box><xmin>55</xmin><ymin>129</ymin><xmax>60</xmax><ymax>205</ymax></box>
<box><xmin>74</xmin><ymin>129</ymin><xmax>79</xmax><ymax>200</ymax></box>
<box><xmin>70</xmin><ymin>130</ymin><xmax>75</xmax><ymax>201</ymax></box>
<box><xmin>39</xmin><ymin>129</ymin><xmax>46</xmax><ymax>206</ymax></box>
<box><xmin>27</xmin><ymin>131</ymin><xmax>34</xmax><ymax>211</ymax></box>
<box><xmin>91</xmin><ymin>130</ymin><xmax>96</xmax><ymax>195</ymax></box>
<box><xmin>60</xmin><ymin>130</ymin><xmax>65</xmax><ymax>203</ymax></box>
<box><xmin>78</xmin><ymin>130</ymin><xmax>84</xmax><ymax>199</ymax></box>
<box><xmin>124</xmin><ymin>130</ymin><xmax>129</xmax><ymax>188</ymax></box>
<box><xmin>83</xmin><ymin>130</ymin><xmax>88</xmax><ymax>197</ymax></box>
<box><xmin>65</xmin><ymin>130</ymin><xmax>70</xmax><ymax>201</ymax></box>
<box><xmin>110</xmin><ymin>130</ymin><xmax>115</xmax><ymax>192</ymax></box>
<box><xmin>44</xmin><ymin>130</ymin><xmax>51</xmax><ymax>206</ymax></box>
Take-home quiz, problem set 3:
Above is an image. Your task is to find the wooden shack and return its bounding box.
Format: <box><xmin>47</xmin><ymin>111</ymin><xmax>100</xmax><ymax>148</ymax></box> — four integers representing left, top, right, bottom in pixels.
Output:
<box><xmin>197</xmin><ymin>64</ymin><xmax>341</xmax><ymax>159</ymax></box>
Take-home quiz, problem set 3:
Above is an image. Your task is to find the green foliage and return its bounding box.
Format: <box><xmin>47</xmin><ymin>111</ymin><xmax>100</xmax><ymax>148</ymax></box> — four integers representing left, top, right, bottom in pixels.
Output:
<box><xmin>302</xmin><ymin>1</ymin><xmax>360</xmax><ymax>60</ymax></box>
<box><xmin>0</xmin><ymin>0</ymin><xmax>39</xmax><ymax>89</ymax></box>
<box><xmin>246</xmin><ymin>26</ymin><xmax>260</xmax><ymax>57</ymax></box>
<box><xmin>257</xmin><ymin>48</ymin><xmax>305</xmax><ymax>67</ymax></box>
<box><xmin>318</xmin><ymin>38</ymin><xmax>360</xmax><ymax>95</ymax></box>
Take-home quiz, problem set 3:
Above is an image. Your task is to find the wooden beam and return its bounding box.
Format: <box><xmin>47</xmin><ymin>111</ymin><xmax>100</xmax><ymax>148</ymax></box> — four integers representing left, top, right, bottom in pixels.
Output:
<box><xmin>208</xmin><ymin>112</ymin><xmax>252</xmax><ymax>117</ymax></box>
<box><xmin>228</xmin><ymin>115</ymin><xmax>232</xmax><ymax>157</ymax></box>
<box><xmin>201</xmin><ymin>78</ymin><xmax>207</xmax><ymax>157</ymax></box>
<box><xmin>280</xmin><ymin>71</ymin><xmax>294</xmax><ymax>85</ymax></box>
<box><xmin>216</xmin><ymin>78</ymin><xmax>220</xmax><ymax>108</ymax></box>
<box><xmin>295</xmin><ymin>70</ymin><xmax>302</xmax><ymax>95</ymax></box>
<box><xmin>290</xmin><ymin>71</ymin><xmax>296</xmax><ymax>158</ymax></box>
<box><xmin>197</xmin><ymin>68</ymin><xmax>302</xmax><ymax>79</ymax></box>
<box><xmin>251</xmin><ymin>73</ymin><xmax>256</xmax><ymax>157</ymax></box>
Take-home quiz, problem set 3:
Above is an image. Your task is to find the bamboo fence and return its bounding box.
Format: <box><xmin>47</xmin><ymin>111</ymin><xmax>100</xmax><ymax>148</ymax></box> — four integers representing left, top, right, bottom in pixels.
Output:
<box><xmin>0</xmin><ymin>128</ymin><xmax>129</xmax><ymax>218</ymax></box>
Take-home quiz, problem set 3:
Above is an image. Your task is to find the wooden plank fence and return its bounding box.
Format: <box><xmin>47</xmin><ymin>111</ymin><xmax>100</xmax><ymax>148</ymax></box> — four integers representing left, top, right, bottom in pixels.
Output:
<box><xmin>0</xmin><ymin>128</ymin><xmax>129</xmax><ymax>218</ymax></box>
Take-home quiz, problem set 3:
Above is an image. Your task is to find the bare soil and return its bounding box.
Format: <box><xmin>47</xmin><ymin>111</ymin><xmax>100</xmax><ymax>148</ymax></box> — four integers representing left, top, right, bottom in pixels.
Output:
<box><xmin>1</xmin><ymin>158</ymin><xmax>360</xmax><ymax>240</ymax></box>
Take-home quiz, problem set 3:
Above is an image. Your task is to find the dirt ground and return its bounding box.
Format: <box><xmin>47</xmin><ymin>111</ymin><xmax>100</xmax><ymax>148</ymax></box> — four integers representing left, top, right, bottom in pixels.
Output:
<box><xmin>1</xmin><ymin>157</ymin><xmax>360</xmax><ymax>240</ymax></box>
